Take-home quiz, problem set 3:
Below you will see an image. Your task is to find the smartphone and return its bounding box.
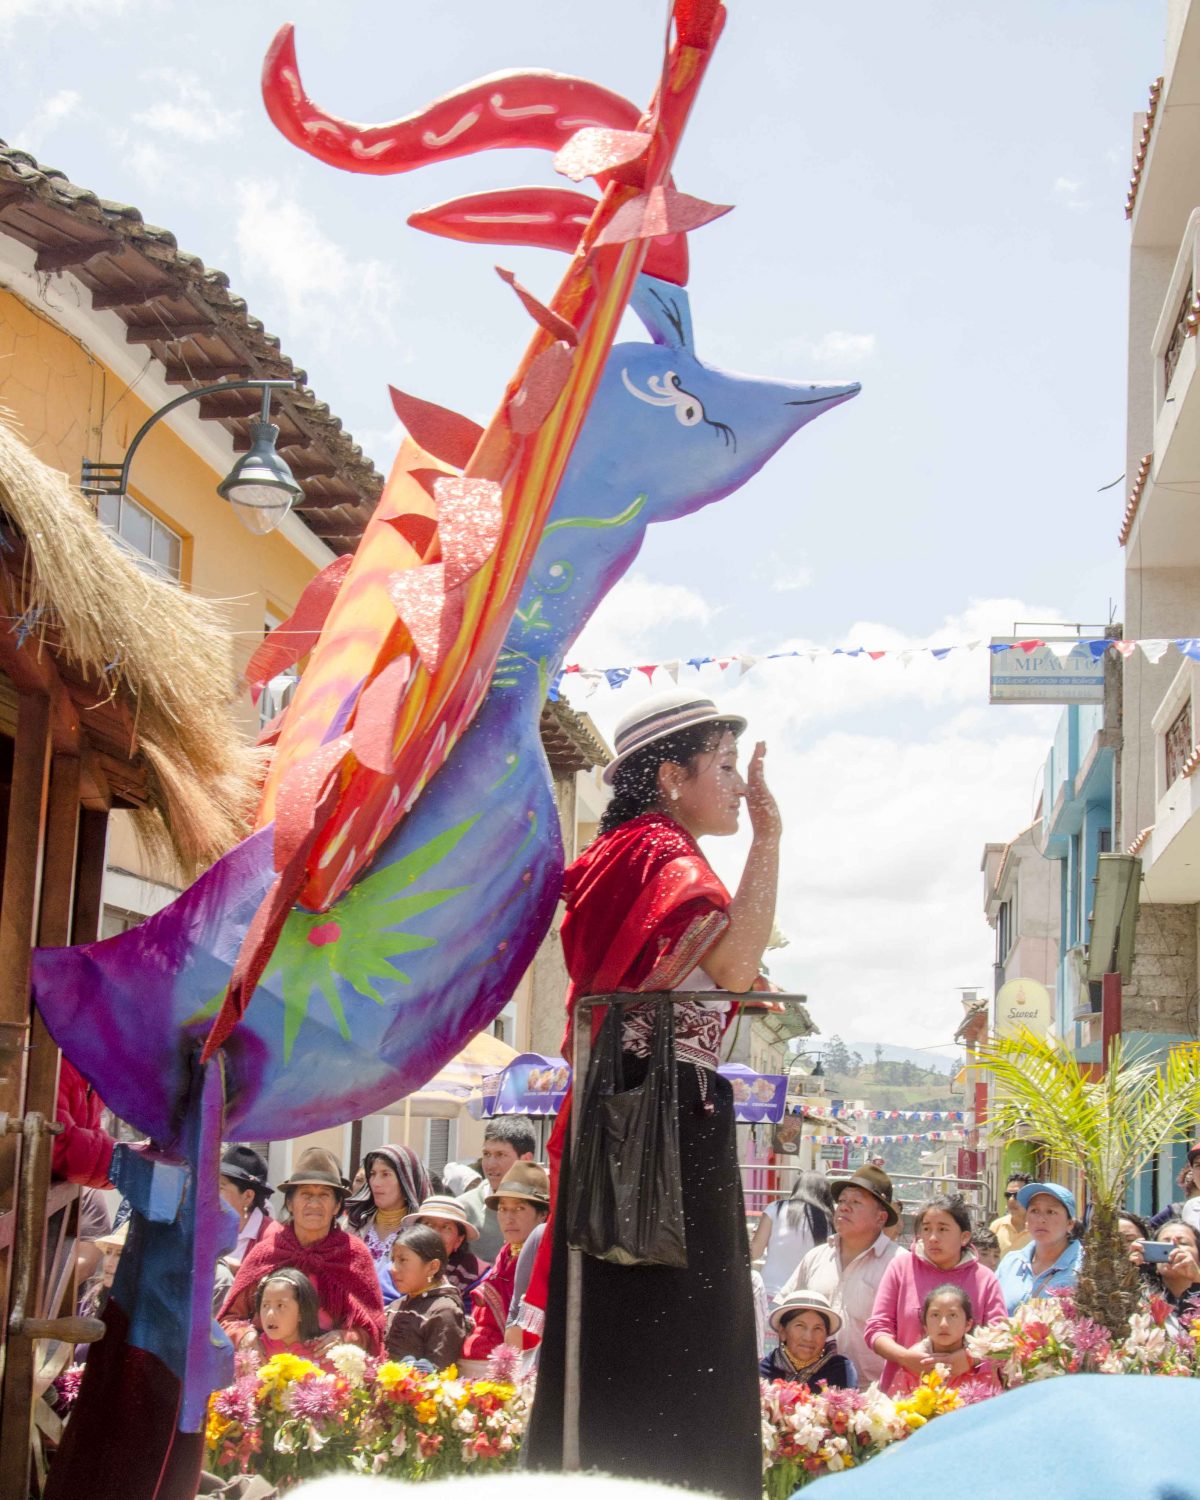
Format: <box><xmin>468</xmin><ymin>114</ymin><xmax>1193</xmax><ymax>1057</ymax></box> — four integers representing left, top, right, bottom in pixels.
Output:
<box><xmin>1141</xmin><ymin>1240</ymin><xmax>1173</xmax><ymax>1263</ymax></box>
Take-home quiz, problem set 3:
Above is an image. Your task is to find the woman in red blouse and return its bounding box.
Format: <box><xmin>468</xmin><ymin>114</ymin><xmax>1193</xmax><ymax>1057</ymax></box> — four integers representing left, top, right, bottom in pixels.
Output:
<box><xmin>523</xmin><ymin>690</ymin><xmax>781</xmax><ymax>1500</ymax></box>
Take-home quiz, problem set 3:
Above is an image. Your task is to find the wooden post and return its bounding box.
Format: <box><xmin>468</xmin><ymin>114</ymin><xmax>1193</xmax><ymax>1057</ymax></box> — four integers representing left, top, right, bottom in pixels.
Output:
<box><xmin>70</xmin><ymin>809</ymin><xmax>108</xmax><ymax>946</ymax></box>
<box><xmin>1101</xmin><ymin>971</ymin><xmax>1123</xmax><ymax>1070</ymax></box>
<box><xmin>0</xmin><ymin>694</ymin><xmax>53</xmax><ymax>1500</ymax></box>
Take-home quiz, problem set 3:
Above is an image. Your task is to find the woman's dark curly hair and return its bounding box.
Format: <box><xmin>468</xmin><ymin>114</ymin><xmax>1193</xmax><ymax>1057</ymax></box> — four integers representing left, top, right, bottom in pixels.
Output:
<box><xmin>600</xmin><ymin>720</ymin><xmax>742</xmax><ymax>835</ymax></box>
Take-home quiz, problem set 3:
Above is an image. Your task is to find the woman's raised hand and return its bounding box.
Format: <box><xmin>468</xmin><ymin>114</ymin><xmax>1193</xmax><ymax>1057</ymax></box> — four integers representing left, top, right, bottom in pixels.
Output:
<box><xmin>743</xmin><ymin>741</ymin><xmax>782</xmax><ymax>842</ymax></box>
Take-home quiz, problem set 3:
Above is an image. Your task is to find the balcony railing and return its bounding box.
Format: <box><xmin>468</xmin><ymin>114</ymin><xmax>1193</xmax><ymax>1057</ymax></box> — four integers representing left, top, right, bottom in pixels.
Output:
<box><xmin>1152</xmin><ymin>657</ymin><xmax>1200</xmax><ymax>798</ymax></box>
<box><xmin>1164</xmin><ymin>275</ymin><xmax>1197</xmax><ymax>393</ymax></box>
<box><xmin>1152</xmin><ymin>209</ymin><xmax>1200</xmax><ymax>414</ymax></box>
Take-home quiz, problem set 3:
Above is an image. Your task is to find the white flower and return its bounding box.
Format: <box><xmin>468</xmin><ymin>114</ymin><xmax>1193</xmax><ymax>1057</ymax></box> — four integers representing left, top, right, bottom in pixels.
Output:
<box><xmin>455</xmin><ymin>1411</ymin><xmax>477</xmax><ymax>1434</ymax></box>
<box><xmin>328</xmin><ymin>1344</ymin><xmax>368</xmax><ymax>1387</ymax></box>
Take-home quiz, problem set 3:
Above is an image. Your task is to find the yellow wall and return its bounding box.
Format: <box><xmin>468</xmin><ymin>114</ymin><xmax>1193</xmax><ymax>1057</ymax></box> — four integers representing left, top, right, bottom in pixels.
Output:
<box><xmin>0</xmin><ymin>287</ymin><xmax>317</xmax><ymax>701</ymax></box>
<box><xmin>0</xmin><ymin>284</ymin><xmax>322</xmax><ymax>875</ymax></box>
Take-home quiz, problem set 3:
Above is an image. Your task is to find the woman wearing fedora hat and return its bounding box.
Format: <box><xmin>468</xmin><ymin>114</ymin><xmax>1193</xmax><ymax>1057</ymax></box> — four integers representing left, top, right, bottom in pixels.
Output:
<box><xmin>462</xmin><ymin>1162</ymin><xmax>550</xmax><ymax>1363</ymax></box>
<box><xmin>218</xmin><ymin>1147</ymin><xmax>385</xmax><ymax>1355</ymax></box>
<box><xmin>524</xmin><ymin>689</ymin><xmax>781</xmax><ymax>1500</ymax></box>
<box><xmin>218</xmin><ymin>1145</ymin><xmax>274</xmax><ymax>1265</ymax></box>
<box><xmin>761</xmin><ymin>1290</ymin><xmax>857</xmax><ymax>1388</ymax></box>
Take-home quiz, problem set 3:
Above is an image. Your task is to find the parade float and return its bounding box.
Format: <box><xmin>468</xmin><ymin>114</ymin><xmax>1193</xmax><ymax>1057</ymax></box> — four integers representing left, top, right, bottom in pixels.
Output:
<box><xmin>7</xmin><ymin>3</ymin><xmax>861</xmax><ymax>1496</ymax></box>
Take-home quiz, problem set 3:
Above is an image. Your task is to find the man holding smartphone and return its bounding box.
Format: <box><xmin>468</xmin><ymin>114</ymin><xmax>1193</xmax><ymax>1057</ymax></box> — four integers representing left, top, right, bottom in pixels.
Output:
<box><xmin>1130</xmin><ymin>1219</ymin><xmax>1200</xmax><ymax>1327</ymax></box>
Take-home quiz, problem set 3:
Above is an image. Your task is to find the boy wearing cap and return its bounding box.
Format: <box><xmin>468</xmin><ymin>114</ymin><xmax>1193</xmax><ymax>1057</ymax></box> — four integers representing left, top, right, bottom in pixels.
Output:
<box><xmin>461</xmin><ymin>1162</ymin><xmax>549</xmax><ymax>1361</ymax></box>
<box><xmin>776</xmin><ymin>1166</ymin><xmax>900</xmax><ymax>1389</ymax></box>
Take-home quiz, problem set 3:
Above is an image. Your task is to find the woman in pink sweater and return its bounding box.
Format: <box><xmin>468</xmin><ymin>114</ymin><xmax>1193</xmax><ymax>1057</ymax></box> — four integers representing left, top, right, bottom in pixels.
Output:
<box><xmin>864</xmin><ymin>1194</ymin><xmax>1007</xmax><ymax>1393</ymax></box>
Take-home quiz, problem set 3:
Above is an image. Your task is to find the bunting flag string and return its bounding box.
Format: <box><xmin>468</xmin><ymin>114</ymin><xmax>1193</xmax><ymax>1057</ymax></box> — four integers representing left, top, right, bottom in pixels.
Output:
<box><xmin>810</xmin><ymin>1130</ymin><xmax>967</xmax><ymax>1145</ymax></box>
<box><xmin>550</xmin><ymin>636</ymin><xmax>1200</xmax><ymax>697</ymax></box>
<box><xmin>827</xmin><ymin>1108</ymin><xmax>973</xmax><ymax>1123</ymax></box>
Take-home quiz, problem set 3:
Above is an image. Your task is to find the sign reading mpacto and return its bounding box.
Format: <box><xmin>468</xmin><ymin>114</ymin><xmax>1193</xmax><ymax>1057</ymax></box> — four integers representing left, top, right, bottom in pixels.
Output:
<box><xmin>988</xmin><ymin>639</ymin><xmax>1106</xmax><ymax>704</ymax></box>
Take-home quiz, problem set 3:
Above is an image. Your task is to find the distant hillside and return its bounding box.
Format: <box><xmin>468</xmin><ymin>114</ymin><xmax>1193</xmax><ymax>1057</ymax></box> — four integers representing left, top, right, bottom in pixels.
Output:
<box><xmin>801</xmin><ymin>1034</ymin><xmax>967</xmax><ymax>1193</ymax></box>
<box><xmin>796</xmin><ymin>1033</ymin><xmax>962</xmax><ymax>1110</ymax></box>
<box><xmin>840</xmin><ymin>1039</ymin><xmax>960</xmax><ymax>1073</ymax></box>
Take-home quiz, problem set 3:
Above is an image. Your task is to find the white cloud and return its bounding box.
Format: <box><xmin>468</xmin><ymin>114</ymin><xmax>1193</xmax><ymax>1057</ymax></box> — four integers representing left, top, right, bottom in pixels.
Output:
<box><xmin>807</xmin><ymin>331</ymin><xmax>876</xmax><ymax>365</ymax></box>
<box><xmin>353</xmin><ymin>419</ymin><xmax>405</xmax><ymax>472</ymax></box>
<box><xmin>134</xmin><ymin>68</ymin><xmax>241</xmax><ymax>144</ymax></box>
<box><xmin>14</xmin><ymin>88</ymin><xmax>82</xmax><ymax>152</ymax></box>
<box><xmin>771</xmin><ymin>563</ymin><xmax>813</xmax><ymax>593</ymax></box>
<box><xmin>1053</xmin><ymin>176</ymin><xmax>1090</xmax><ymax>212</ymax></box>
<box><xmin>234</xmin><ymin>179</ymin><xmax>403</xmax><ymax>344</ymax></box>
<box><xmin>0</xmin><ymin>0</ymin><xmax>139</xmax><ymax>36</ymax></box>
<box><xmin>124</xmin><ymin>140</ymin><xmax>173</xmax><ymax>189</ymax></box>
<box><xmin>569</xmin><ymin>571</ymin><xmax>715</xmax><ymax>673</ymax></box>
<box><xmin>563</xmin><ymin>593</ymin><xmax>1063</xmax><ymax>1050</ymax></box>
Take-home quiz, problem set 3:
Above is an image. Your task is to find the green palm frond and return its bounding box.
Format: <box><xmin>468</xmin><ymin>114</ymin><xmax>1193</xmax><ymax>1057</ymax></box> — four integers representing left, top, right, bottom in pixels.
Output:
<box><xmin>977</xmin><ymin>1029</ymin><xmax>1200</xmax><ymax>1210</ymax></box>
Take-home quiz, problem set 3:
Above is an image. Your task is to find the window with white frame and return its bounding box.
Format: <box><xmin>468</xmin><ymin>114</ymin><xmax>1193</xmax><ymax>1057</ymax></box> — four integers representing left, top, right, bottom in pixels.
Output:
<box><xmin>426</xmin><ymin>1118</ymin><xmax>456</xmax><ymax>1176</ymax></box>
<box><xmin>96</xmin><ymin>492</ymin><xmax>183</xmax><ymax>581</ymax></box>
<box><xmin>259</xmin><ymin>606</ymin><xmax>301</xmax><ymax>730</ymax></box>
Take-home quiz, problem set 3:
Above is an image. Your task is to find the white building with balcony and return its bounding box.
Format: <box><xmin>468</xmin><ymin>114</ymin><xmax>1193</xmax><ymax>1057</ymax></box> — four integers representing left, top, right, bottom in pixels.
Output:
<box><xmin>1114</xmin><ymin>0</ymin><xmax>1200</xmax><ymax>1211</ymax></box>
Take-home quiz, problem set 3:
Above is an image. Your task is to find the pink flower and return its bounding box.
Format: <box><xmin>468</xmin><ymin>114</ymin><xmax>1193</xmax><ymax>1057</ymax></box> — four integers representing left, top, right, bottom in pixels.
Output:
<box><xmin>1070</xmin><ymin>1318</ymin><xmax>1111</xmax><ymax>1356</ymax></box>
<box><xmin>287</xmin><ymin>1374</ymin><xmax>340</xmax><ymax>1421</ymax></box>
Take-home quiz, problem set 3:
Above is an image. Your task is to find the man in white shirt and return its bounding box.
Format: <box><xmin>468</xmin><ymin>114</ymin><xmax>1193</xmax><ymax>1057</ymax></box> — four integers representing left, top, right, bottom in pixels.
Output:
<box><xmin>457</xmin><ymin>1118</ymin><xmax>536</xmax><ymax>1262</ymax></box>
<box><xmin>776</xmin><ymin>1165</ymin><xmax>901</xmax><ymax>1389</ymax></box>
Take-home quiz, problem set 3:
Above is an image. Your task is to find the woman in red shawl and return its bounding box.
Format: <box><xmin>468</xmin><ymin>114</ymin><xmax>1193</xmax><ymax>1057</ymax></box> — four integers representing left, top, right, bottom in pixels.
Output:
<box><xmin>218</xmin><ymin>1147</ymin><xmax>384</xmax><ymax>1356</ymax></box>
<box><xmin>523</xmin><ymin>690</ymin><xmax>781</xmax><ymax>1500</ymax></box>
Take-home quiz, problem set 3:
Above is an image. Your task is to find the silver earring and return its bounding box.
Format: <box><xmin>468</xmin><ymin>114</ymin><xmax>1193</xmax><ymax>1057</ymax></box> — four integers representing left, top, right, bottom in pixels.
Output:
<box><xmin>670</xmin><ymin>789</ymin><xmax>680</xmax><ymax>802</ymax></box>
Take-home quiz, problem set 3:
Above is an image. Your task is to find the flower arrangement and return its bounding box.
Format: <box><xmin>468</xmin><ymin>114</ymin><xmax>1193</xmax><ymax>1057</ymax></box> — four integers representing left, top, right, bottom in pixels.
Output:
<box><xmin>204</xmin><ymin>1349</ymin><xmax>530</xmax><ymax>1489</ymax></box>
<box><xmin>759</xmin><ymin>1371</ymin><xmax>961</xmax><ymax>1498</ymax></box>
<box><xmin>966</xmin><ymin>1293</ymin><xmax>1200</xmax><ymax>1384</ymax></box>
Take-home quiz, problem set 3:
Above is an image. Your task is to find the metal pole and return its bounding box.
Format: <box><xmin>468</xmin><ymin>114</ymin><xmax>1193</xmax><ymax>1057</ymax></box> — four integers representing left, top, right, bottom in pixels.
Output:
<box><xmin>561</xmin><ymin>997</ymin><xmax>592</xmax><ymax>1472</ymax></box>
<box><xmin>558</xmin><ymin>992</ymin><xmax>806</xmax><ymax>1471</ymax></box>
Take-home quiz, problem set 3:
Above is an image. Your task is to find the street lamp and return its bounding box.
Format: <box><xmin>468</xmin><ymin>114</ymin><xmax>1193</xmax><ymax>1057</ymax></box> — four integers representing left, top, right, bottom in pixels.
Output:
<box><xmin>81</xmin><ymin>378</ymin><xmax>304</xmax><ymax>536</ymax></box>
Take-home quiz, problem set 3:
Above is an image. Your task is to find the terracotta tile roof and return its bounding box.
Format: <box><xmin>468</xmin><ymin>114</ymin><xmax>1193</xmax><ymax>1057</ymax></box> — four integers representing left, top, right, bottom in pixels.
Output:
<box><xmin>540</xmin><ymin>698</ymin><xmax>610</xmax><ymax>776</ymax></box>
<box><xmin>1125</xmin><ymin>76</ymin><xmax>1164</xmax><ymax>220</ymax></box>
<box><xmin>1118</xmin><ymin>452</ymin><xmax>1153</xmax><ymax>546</ymax></box>
<box><xmin>0</xmin><ymin>140</ymin><xmax>383</xmax><ymax>553</ymax></box>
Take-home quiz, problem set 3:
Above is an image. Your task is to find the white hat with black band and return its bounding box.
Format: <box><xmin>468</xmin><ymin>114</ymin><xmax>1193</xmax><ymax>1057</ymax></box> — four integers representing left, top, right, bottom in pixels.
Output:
<box><xmin>602</xmin><ymin>689</ymin><xmax>747</xmax><ymax>786</ymax></box>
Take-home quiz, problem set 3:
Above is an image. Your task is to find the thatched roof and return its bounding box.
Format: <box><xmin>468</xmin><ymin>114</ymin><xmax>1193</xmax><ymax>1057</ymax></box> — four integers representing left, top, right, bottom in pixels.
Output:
<box><xmin>0</xmin><ymin>411</ymin><xmax>259</xmax><ymax>875</ymax></box>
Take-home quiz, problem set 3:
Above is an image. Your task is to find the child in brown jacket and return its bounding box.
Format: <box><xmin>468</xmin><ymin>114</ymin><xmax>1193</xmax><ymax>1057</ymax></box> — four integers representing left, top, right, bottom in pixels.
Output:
<box><xmin>384</xmin><ymin>1225</ymin><xmax>466</xmax><ymax>1369</ymax></box>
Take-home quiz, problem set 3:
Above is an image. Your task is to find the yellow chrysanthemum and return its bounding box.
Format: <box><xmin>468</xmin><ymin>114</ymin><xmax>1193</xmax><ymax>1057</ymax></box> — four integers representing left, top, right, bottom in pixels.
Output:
<box><xmin>205</xmin><ymin>1412</ymin><xmax>232</xmax><ymax>1448</ymax></box>
<box><xmin>376</xmin><ymin>1361</ymin><xmax>407</xmax><ymax>1393</ymax></box>
<box><xmin>415</xmin><ymin>1399</ymin><xmax>439</xmax><ymax>1425</ymax></box>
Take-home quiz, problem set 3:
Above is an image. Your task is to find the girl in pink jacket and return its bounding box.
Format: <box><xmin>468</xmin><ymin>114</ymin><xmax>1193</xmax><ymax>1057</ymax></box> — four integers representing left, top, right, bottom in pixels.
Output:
<box><xmin>890</xmin><ymin>1283</ymin><xmax>1002</xmax><ymax>1400</ymax></box>
<box><xmin>863</xmin><ymin>1194</ymin><xmax>1007</xmax><ymax>1394</ymax></box>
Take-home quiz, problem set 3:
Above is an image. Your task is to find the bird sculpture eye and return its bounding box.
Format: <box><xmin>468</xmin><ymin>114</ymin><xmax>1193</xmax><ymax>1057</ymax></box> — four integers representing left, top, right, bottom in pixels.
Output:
<box><xmin>664</xmin><ymin>372</ymin><xmax>704</xmax><ymax>426</ymax></box>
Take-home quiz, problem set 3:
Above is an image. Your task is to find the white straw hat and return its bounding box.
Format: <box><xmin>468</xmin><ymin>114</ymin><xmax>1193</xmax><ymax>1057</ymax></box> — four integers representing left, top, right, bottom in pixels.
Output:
<box><xmin>769</xmin><ymin>1289</ymin><xmax>842</xmax><ymax>1337</ymax></box>
<box><xmin>402</xmin><ymin>1194</ymin><xmax>480</xmax><ymax>1242</ymax></box>
<box><xmin>602</xmin><ymin>689</ymin><xmax>746</xmax><ymax>785</ymax></box>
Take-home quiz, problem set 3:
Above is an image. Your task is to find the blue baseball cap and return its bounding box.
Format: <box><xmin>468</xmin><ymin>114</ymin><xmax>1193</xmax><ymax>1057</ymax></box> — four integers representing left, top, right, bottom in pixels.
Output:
<box><xmin>1017</xmin><ymin>1181</ymin><xmax>1077</xmax><ymax>1218</ymax></box>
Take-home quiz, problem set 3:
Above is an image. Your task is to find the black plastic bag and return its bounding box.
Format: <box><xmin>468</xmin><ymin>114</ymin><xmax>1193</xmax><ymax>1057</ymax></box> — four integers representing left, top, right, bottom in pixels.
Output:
<box><xmin>566</xmin><ymin>999</ymin><xmax>688</xmax><ymax>1268</ymax></box>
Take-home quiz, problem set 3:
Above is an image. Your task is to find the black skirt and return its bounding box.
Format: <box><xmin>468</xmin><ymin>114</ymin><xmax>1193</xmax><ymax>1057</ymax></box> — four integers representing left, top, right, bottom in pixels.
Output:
<box><xmin>525</xmin><ymin>1057</ymin><xmax>762</xmax><ymax>1499</ymax></box>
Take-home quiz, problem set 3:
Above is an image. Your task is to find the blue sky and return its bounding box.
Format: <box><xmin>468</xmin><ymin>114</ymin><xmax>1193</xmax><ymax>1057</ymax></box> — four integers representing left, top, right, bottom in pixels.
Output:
<box><xmin>2</xmin><ymin>0</ymin><xmax>1165</xmax><ymax>1050</ymax></box>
